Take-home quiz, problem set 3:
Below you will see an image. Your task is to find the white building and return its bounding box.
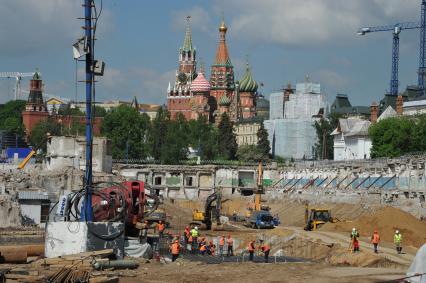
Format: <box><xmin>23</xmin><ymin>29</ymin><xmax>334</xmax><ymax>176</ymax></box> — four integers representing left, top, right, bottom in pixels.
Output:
<box><xmin>331</xmin><ymin>118</ymin><xmax>372</xmax><ymax>161</ymax></box>
<box><xmin>264</xmin><ymin>80</ymin><xmax>327</xmax><ymax>159</ymax></box>
<box><xmin>403</xmin><ymin>99</ymin><xmax>426</xmax><ymax>116</ymax></box>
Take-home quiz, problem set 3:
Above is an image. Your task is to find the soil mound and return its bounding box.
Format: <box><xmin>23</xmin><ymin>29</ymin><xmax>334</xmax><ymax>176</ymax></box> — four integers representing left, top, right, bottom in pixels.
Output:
<box><xmin>322</xmin><ymin>206</ymin><xmax>426</xmax><ymax>248</ymax></box>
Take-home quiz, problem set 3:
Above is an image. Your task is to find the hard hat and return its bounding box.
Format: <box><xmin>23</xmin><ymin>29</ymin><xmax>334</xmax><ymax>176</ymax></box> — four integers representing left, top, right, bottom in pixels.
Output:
<box><xmin>195</xmin><ymin>226</ymin><xmax>198</xmax><ymax>230</ymax></box>
<box><xmin>352</xmin><ymin>228</ymin><xmax>356</xmax><ymax>231</ymax></box>
<box><xmin>396</xmin><ymin>230</ymin><xmax>399</xmax><ymax>234</ymax></box>
<box><xmin>374</xmin><ymin>230</ymin><xmax>378</xmax><ymax>233</ymax></box>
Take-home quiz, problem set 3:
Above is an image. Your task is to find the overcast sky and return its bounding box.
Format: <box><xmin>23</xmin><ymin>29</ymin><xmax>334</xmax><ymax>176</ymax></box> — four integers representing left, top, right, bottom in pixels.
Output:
<box><xmin>0</xmin><ymin>0</ymin><xmax>422</xmax><ymax>106</ymax></box>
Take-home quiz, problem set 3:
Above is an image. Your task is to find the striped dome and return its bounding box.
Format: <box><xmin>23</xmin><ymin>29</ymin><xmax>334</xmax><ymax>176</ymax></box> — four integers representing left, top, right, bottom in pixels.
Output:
<box><xmin>219</xmin><ymin>94</ymin><xmax>231</xmax><ymax>106</ymax></box>
<box><xmin>191</xmin><ymin>72</ymin><xmax>211</xmax><ymax>93</ymax></box>
<box><xmin>239</xmin><ymin>63</ymin><xmax>258</xmax><ymax>93</ymax></box>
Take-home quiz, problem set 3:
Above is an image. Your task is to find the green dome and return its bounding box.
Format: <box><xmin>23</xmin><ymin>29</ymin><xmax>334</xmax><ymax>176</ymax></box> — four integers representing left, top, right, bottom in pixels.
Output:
<box><xmin>239</xmin><ymin>63</ymin><xmax>258</xmax><ymax>93</ymax></box>
<box><xmin>219</xmin><ymin>94</ymin><xmax>231</xmax><ymax>106</ymax></box>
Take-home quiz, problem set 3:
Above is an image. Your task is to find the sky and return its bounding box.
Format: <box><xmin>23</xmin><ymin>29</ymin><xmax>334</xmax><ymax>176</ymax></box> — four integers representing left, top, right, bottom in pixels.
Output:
<box><xmin>0</xmin><ymin>0</ymin><xmax>422</xmax><ymax>107</ymax></box>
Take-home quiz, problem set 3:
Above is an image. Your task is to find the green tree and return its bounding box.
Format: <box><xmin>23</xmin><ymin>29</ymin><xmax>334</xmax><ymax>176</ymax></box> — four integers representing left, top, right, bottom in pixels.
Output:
<box><xmin>29</xmin><ymin>118</ymin><xmax>61</xmax><ymax>151</ymax></box>
<box><xmin>58</xmin><ymin>104</ymin><xmax>84</xmax><ymax>116</ymax></box>
<box><xmin>256</xmin><ymin>122</ymin><xmax>270</xmax><ymax>160</ymax></box>
<box><xmin>217</xmin><ymin>113</ymin><xmax>237</xmax><ymax>160</ymax></box>
<box><xmin>102</xmin><ymin>105</ymin><xmax>150</xmax><ymax>159</ymax></box>
<box><xmin>160</xmin><ymin>113</ymin><xmax>189</xmax><ymax>164</ymax></box>
<box><xmin>313</xmin><ymin>113</ymin><xmax>341</xmax><ymax>160</ymax></box>
<box><xmin>93</xmin><ymin>106</ymin><xmax>107</xmax><ymax>117</ymax></box>
<box><xmin>62</xmin><ymin>118</ymin><xmax>85</xmax><ymax>136</ymax></box>
<box><xmin>0</xmin><ymin>100</ymin><xmax>26</xmax><ymax>136</ymax></box>
<box><xmin>236</xmin><ymin>145</ymin><xmax>263</xmax><ymax>162</ymax></box>
<box><xmin>187</xmin><ymin>116</ymin><xmax>218</xmax><ymax>160</ymax></box>
<box><xmin>369</xmin><ymin>116</ymin><xmax>415</xmax><ymax>158</ymax></box>
<box><xmin>148</xmin><ymin>107</ymin><xmax>169</xmax><ymax>161</ymax></box>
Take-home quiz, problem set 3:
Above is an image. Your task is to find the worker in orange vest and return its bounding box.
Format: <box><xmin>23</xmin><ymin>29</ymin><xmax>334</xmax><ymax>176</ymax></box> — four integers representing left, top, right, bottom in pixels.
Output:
<box><xmin>158</xmin><ymin>221</ymin><xmax>165</xmax><ymax>239</ymax></box>
<box><xmin>187</xmin><ymin>235</ymin><xmax>193</xmax><ymax>253</ymax></box>
<box><xmin>248</xmin><ymin>240</ymin><xmax>256</xmax><ymax>261</ymax></box>
<box><xmin>184</xmin><ymin>226</ymin><xmax>190</xmax><ymax>244</ymax></box>
<box><xmin>219</xmin><ymin>235</ymin><xmax>225</xmax><ymax>256</ymax></box>
<box><xmin>259</xmin><ymin>240</ymin><xmax>270</xmax><ymax>263</ymax></box>
<box><xmin>170</xmin><ymin>239</ymin><xmax>180</xmax><ymax>262</ymax></box>
<box><xmin>210</xmin><ymin>241</ymin><xmax>216</xmax><ymax>256</ymax></box>
<box><xmin>226</xmin><ymin>235</ymin><xmax>234</xmax><ymax>257</ymax></box>
<box><xmin>200</xmin><ymin>243</ymin><xmax>207</xmax><ymax>256</ymax></box>
<box><xmin>371</xmin><ymin>230</ymin><xmax>380</xmax><ymax>254</ymax></box>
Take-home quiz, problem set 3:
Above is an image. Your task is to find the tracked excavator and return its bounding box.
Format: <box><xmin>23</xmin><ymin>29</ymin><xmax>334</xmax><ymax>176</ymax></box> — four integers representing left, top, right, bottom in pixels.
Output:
<box><xmin>191</xmin><ymin>189</ymin><xmax>223</xmax><ymax>230</ymax></box>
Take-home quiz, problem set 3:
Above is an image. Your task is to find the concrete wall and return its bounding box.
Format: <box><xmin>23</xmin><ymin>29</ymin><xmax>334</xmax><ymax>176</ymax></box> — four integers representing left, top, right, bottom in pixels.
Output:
<box><xmin>46</xmin><ymin>136</ymin><xmax>112</xmax><ymax>173</ymax></box>
<box><xmin>20</xmin><ymin>201</ymin><xmax>41</xmax><ymax>224</ymax></box>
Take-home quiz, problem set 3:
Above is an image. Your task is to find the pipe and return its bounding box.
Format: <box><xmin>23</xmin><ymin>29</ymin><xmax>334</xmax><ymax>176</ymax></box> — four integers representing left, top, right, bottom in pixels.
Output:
<box><xmin>0</xmin><ymin>245</ymin><xmax>44</xmax><ymax>257</ymax></box>
<box><xmin>367</xmin><ymin>175</ymin><xmax>383</xmax><ymax>189</ymax></box>
<box><xmin>355</xmin><ymin>176</ymin><xmax>370</xmax><ymax>189</ymax></box>
<box><xmin>314</xmin><ymin>177</ymin><xmax>328</xmax><ymax>188</ymax></box>
<box><xmin>286</xmin><ymin>178</ymin><xmax>302</xmax><ymax>192</ymax></box>
<box><xmin>302</xmin><ymin>177</ymin><xmax>318</xmax><ymax>190</ymax></box>
<box><xmin>0</xmin><ymin>251</ymin><xmax>27</xmax><ymax>263</ymax></box>
<box><xmin>336</xmin><ymin>174</ymin><xmax>350</xmax><ymax>188</ymax></box>
<box><xmin>344</xmin><ymin>177</ymin><xmax>358</xmax><ymax>190</ymax></box>
<box><xmin>93</xmin><ymin>260</ymin><xmax>139</xmax><ymax>270</ymax></box>
<box><xmin>324</xmin><ymin>176</ymin><xmax>338</xmax><ymax>189</ymax></box>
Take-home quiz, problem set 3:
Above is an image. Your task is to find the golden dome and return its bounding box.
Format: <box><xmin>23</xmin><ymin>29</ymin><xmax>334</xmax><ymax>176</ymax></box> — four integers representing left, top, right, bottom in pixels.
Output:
<box><xmin>219</xmin><ymin>19</ymin><xmax>227</xmax><ymax>32</ymax></box>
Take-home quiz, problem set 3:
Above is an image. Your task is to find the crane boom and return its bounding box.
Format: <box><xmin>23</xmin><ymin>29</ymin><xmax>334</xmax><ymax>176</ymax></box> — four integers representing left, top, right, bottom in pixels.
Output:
<box><xmin>0</xmin><ymin>72</ymin><xmax>36</xmax><ymax>100</ymax></box>
<box><xmin>358</xmin><ymin>22</ymin><xmax>420</xmax><ymax>97</ymax></box>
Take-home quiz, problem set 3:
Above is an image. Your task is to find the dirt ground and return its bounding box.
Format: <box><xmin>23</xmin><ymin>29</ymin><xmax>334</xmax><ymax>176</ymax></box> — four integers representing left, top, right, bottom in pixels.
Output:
<box><xmin>125</xmin><ymin>260</ymin><xmax>407</xmax><ymax>283</ymax></box>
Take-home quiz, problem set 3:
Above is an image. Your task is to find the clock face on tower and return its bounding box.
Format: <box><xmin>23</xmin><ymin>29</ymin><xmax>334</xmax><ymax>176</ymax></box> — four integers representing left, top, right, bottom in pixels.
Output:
<box><xmin>178</xmin><ymin>72</ymin><xmax>187</xmax><ymax>83</ymax></box>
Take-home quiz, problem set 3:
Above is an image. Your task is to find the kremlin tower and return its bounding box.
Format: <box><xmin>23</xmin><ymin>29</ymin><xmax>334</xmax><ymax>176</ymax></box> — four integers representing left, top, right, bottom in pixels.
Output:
<box><xmin>190</xmin><ymin>64</ymin><xmax>211</xmax><ymax>121</ymax></box>
<box><xmin>22</xmin><ymin>71</ymin><xmax>48</xmax><ymax>135</ymax></box>
<box><xmin>238</xmin><ymin>62</ymin><xmax>258</xmax><ymax>119</ymax></box>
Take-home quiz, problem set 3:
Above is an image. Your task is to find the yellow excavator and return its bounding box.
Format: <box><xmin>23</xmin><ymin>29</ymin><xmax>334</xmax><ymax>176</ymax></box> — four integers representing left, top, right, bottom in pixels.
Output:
<box><xmin>191</xmin><ymin>189</ymin><xmax>223</xmax><ymax>230</ymax></box>
<box><xmin>18</xmin><ymin>133</ymin><xmax>51</xmax><ymax>170</ymax></box>
<box><xmin>304</xmin><ymin>202</ymin><xmax>338</xmax><ymax>231</ymax></box>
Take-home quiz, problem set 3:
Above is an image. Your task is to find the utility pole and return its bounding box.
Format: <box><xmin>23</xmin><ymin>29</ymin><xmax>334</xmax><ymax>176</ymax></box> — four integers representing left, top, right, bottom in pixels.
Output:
<box><xmin>83</xmin><ymin>0</ymin><xmax>93</xmax><ymax>221</ymax></box>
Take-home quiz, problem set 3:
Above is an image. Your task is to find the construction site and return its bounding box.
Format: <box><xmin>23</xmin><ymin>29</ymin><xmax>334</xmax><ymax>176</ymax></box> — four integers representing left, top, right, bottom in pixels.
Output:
<box><xmin>1</xmin><ymin>0</ymin><xmax>426</xmax><ymax>282</ymax></box>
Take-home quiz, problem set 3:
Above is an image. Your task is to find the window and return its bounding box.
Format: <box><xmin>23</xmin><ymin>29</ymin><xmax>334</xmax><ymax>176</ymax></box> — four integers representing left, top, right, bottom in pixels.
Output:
<box><xmin>186</xmin><ymin>176</ymin><xmax>194</xmax><ymax>186</ymax></box>
<box><xmin>154</xmin><ymin>176</ymin><xmax>162</xmax><ymax>185</ymax></box>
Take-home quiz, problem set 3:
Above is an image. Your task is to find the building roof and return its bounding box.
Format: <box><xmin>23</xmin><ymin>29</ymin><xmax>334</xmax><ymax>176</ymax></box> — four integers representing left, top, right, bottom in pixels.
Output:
<box><xmin>191</xmin><ymin>72</ymin><xmax>211</xmax><ymax>92</ymax></box>
<box><xmin>18</xmin><ymin>191</ymin><xmax>49</xmax><ymax>201</ymax></box>
<box><xmin>256</xmin><ymin>96</ymin><xmax>269</xmax><ymax>110</ymax></box>
<box><xmin>239</xmin><ymin>63</ymin><xmax>258</xmax><ymax>93</ymax></box>
<box><xmin>330</xmin><ymin>94</ymin><xmax>370</xmax><ymax>116</ymax></box>
<box><xmin>214</xmin><ymin>18</ymin><xmax>231</xmax><ymax>66</ymax></box>
<box><xmin>331</xmin><ymin>94</ymin><xmax>351</xmax><ymax>109</ymax></box>
<box><xmin>182</xmin><ymin>16</ymin><xmax>194</xmax><ymax>52</ymax></box>
<box><xmin>377</xmin><ymin>106</ymin><xmax>397</xmax><ymax>121</ymax></box>
<box><xmin>331</xmin><ymin>118</ymin><xmax>371</xmax><ymax>137</ymax></box>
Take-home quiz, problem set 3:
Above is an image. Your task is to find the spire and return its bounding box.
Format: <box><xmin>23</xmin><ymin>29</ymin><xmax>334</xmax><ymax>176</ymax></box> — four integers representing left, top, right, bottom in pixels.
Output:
<box><xmin>182</xmin><ymin>16</ymin><xmax>193</xmax><ymax>52</ymax></box>
<box><xmin>215</xmin><ymin>15</ymin><xmax>231</xmax><ymax>65</ymax></box>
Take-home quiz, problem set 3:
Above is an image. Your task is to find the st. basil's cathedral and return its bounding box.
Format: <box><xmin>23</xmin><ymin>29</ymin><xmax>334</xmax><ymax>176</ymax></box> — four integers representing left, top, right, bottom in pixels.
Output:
<box><xmin>166</xmin><ymin>17</ymin><xmax>259</xmax><ymax>124</ymax></box>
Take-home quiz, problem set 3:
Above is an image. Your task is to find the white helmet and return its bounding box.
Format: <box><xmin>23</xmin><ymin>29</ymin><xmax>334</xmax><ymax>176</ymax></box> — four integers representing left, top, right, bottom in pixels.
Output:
<box><xmin>395</xmin><ymin>230</ymin><xmax>399</xmax><ymax>234</ymax></box>
<box><xmin>195</xmin><ymin>226</ymin><xmax>198</xmax><ymax>230</ymax></box>
<box><xmin>352</xmin><ymin>228</ymin><xmax>356</xmax><ymax>232</ymax></box>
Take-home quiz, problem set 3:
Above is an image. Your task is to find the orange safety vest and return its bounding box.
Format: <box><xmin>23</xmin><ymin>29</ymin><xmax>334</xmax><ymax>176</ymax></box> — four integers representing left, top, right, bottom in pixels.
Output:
<box><xmin>185</xmin><ymin>228</ymin><xmax>190</xmax><ymax>237</ymax></box>
<box><xmin>261</xmin><ymin>244</ymin><xmax>270</xmax><ymax>252</ymax></box>
<box><xmin>158</xmin><ymin>223</ymin><xmax>165</xmax><ymax>232</ymax></box>
<box><xmin>171</xmin><ymin>242</ymin><xmax>180</xmax><ymax>255</ymax></box>
<box><xmin>227</xmin><ymin>238</ymin><xmax>233</xmax><ymax>246</ymax></box>
<box><xmin>219</xmin><ymin>237</ymin><xmax>225</xmax><ymax>246</ymax></box>
<box><xmin>372</xmin><ymin>233</ymin><xmax>380</xmax><ymax>244</ymax></box>
<box><xmin>248</xmin><ymin>242</ymin><xmax>255</xmax><ymax>252</ymax></box>
<box><xmin>200</xmin><ymin>245</ymin><xmax>207</xmax><ymax>251</ymax></box>
<box><xmin>188</xmin><ymin>235</ymin><xmax>193</xmax><ymax>243</ymax></box>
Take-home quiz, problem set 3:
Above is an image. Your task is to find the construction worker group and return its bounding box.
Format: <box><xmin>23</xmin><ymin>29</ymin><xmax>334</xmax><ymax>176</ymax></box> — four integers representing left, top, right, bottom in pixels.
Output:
<box><xmin>349</xmin><ymin>228</ymin><xmax>403</xmax><ymax>255</ymax></box>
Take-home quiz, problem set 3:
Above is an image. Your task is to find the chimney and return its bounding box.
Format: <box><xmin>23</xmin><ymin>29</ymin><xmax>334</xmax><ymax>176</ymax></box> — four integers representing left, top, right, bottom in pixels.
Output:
<box><xmin>370</xmin><ymin>101</ymin><xmax>378</xmax><ymax>123</ymax></box>
<box><xmin>396</xmin><ymin>95</ymin><xmax>403</xmax><ymax>116</ymax></box>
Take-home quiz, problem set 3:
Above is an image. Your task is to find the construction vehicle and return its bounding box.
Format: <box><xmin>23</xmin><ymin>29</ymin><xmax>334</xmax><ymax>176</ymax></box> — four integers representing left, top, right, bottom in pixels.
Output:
<box><xmin>304</xmin><ymin>203</ymin><xmax>337</xmax><ymax>231</ymax></box>
<box><xmin>18</xmin><ymin>133</ymin><xmax>51</xmax><ymax>169</ymax></box>
<box><xmin>244</xmin><ymin>162</ymin><xmax>279</xmax><ymax>228</ymax></box>
<box><xmin>191</xmin><ymin>190</ymin><xmax>222</xmax><ymax>230</ymax></box>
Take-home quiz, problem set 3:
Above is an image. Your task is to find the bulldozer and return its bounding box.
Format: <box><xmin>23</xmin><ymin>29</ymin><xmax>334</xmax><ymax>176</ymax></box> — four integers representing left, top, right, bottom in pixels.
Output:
<box><xmin>191</xmin><ymin>190</ymin><xmax>223</xmax><ymax>230</ymax></box>
<box><xmin>304</xmin><ymin>203</ymin><xmax>338</xmax><ymax>231</ymax></box>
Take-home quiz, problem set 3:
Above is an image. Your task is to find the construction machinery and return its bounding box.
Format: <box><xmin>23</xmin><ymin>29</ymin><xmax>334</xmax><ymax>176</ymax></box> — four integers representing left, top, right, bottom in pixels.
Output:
<box><xmin>191</xmin><ymin>190</ymin><xmax>222</xmax><ymax>230</ymax></box>
<box><xmin>18</xmin><ymin>133</ymin><xmax>51</xmax><ymax>170</ymax></box>
<box><xmin>0</xmin><ymin>72</ymin><xmax>35</xmax><ymax>100</ymax></box>
<box><xmin>304</xmin><ymin>203</ymin><xmax>337</xmax><ymax>231</ymax></box>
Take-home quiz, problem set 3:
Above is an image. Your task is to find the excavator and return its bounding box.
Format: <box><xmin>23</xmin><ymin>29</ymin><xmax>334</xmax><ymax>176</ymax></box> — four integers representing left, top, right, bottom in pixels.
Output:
<box><xmin>18</xmin><ymin>133</ymin><xmax>51</xmax><ymax>169</ymax></box>
<box><xmin>244</xmin><ymin>162</ymin><xmax>279</xmax><ymax>229</ymax></box>
<box><xmin>304</xmin><ymin>202</ymin><xmax>338</xmax><ymax>231</ymax></box>
<box><xmin>191</xmin><ymin>189</ymin><xmax>223</xmax><ymax>230</ymax></box>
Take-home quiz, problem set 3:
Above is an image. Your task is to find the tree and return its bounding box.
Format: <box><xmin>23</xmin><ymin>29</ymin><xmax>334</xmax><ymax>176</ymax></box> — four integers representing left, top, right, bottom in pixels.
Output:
<box><xmin>148</xmin><ymin>107</ymin><xmax>170</xmax><ymax>161</ymax></box>
<box><xmin>102</xmin><ymin>105</ymin><xmax>150</xmax><ymax>159</ymax></box>
<box><xmin>93</xmin><ymin>106</ymin><xmax>107</xmax><ymax>117</ymax></box>
<box><xmin>29</xmin><ymin>118</ymin><xmax>61</xmax><ymax>151</ymax></box>
<box><xmin>369</xmin><ymin>116</ymin><xmax>414</xmax><ymax>158</ymax></box>
<box><xmin>313</xmin><ymin>113</ymin><xmax>341</xmax><ymax>160</ymax></box>
<box><xmin>217</xmin><ymin>113</ymin><xmax>237</xmax><ymax>160</ymax></box>
<box><xmin>187</xmin><ymin>115</ymin><xmax>218</xmax><ymax>160</ymax></box>
<box><xmin>58</xmin><ymin>104</ymin><xmax>84</xmax><ymax>116</ymax></box>
<box><xmin>236</xmin><ymin>145</ymin><xmax>263</xmax><ymax>162</ymax></box>
<box><xmin>160</xmin><ymin>113</ymin><xmax>189</xmax><ymax>164</ymax></box>
<box><xmin>0</xmin><ymin>100</ymin><xmax>26</xmax><ymax>136</ymax></box>
<box><xmin>256</xmin><ymin>121</ymin><xmax>270</xmax><ymax>160</ymax></box>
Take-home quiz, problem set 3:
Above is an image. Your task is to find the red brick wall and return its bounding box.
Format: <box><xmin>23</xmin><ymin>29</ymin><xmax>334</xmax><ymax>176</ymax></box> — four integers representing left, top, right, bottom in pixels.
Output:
<box><xmin>22</xmin><ymin>111</ymin><xmax>49</xmax><ymax>135</ymax></box>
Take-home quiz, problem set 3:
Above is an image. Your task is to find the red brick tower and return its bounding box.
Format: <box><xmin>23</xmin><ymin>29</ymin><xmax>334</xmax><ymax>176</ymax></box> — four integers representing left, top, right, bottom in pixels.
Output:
<box><xmin>210</xmin><ymin>17</ymin><xmax>235</xmax><ymax>122</ymax></box>
<box><xmin>238</xmin><ymin>62</ymin><xmax>258</xmax><ymax>119</ymax></box>
<box><xmin>167</xmin><ymin>16</ymin><xmax>197</xmax><ymax>120</ymax></box>
<box><xmin>22</xmin><ymin>71</ymin><xmax>48</xmax><ymax>136</ymax></box>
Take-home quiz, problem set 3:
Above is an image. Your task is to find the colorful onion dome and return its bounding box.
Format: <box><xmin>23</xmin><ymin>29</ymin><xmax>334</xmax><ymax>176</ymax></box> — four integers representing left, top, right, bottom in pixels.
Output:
<box><xmin>219</xmin><ymin>94</ymin><xmax>231</xmax><ymax>106</ymax></box>
<box><xmin>239</xmin><ymin>63</ymin><xmax>258</xmax><ymax>93</ymax></box>
<box><xmin>191</xmin><ymin>72</ymin><xmax>211</xmax><ymax>93</ymax></box>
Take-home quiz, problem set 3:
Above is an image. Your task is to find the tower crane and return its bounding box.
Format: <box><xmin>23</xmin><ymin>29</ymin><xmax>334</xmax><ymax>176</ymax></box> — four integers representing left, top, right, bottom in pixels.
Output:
<box><xmin>358</xmin><ymin>22</ymin><xmax>420</xmax><ymax>96</ymax></box>
<box><xmin>0</xmin><ymin>72</ymin><xmax>36</xmax><ymax>100</ymax></box>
